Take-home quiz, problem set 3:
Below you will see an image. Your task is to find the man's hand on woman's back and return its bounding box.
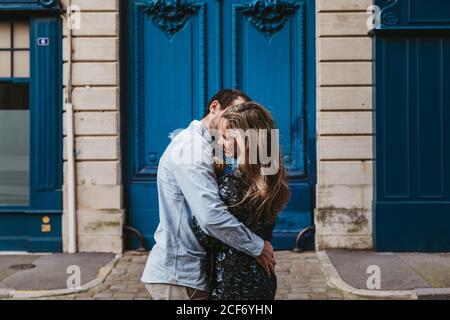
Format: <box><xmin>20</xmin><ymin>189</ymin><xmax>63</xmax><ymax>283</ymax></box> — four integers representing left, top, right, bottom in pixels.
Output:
<box><xmin>256</xmin><ymin>241</ymin><xmax>276</xmax><ymax>276</ymax></box>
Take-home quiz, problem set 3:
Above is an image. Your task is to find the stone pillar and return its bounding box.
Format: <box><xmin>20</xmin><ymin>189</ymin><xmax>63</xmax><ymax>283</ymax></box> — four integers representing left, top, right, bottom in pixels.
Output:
<box><xmin>315</xmin><ymin>0</ymin><xmax>374</xmax><ymax>249</ymax></box>
<box><xmin>61</xmin><ymin>0</ymin><xmax>123</xmax><ymax>253</ymax></box>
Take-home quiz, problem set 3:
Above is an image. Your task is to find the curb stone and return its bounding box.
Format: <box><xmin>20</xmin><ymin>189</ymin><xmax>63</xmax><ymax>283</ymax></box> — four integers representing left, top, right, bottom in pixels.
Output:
<box><xmin>0</xmin><ymin>289</ymin><xmax>14</xmax><ymax>299</ymax></box>
<box><xmin>1</xmin><ymin>254</ymin><xmax>122</xmax><ymax>299</ymax></box>
<box><xmin>416</xmin><ymin>288</ymin><xmax>450</xmax><ymax>300</ymax></box>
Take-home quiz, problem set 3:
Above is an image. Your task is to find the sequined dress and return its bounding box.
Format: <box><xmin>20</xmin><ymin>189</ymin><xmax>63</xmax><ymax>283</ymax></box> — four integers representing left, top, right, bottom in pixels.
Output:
<box><xmin>192</xmin><ymin>170</ymin><xmax>277</xmax><ymax>300</ymax></box>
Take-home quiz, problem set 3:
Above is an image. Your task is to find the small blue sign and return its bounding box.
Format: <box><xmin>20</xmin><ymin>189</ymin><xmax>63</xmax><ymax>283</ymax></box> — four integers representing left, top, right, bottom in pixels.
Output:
<box><xmin>37</xmin><ymin>37</ymin><xmax>49</xmax><ymax>46</ymax></box>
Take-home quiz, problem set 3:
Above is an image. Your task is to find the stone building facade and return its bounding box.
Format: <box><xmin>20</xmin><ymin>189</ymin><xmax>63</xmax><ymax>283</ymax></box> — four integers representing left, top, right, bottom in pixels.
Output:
<box><xmin>1</xmin><ymin>0</ymin><xmax>448</xmax><ymax>254</ymax></box>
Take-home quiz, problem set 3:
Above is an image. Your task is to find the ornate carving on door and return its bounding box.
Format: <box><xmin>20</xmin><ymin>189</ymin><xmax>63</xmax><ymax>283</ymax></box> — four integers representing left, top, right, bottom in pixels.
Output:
<box><xmin>241</xmin><ymin>0</ymin><xmax>299</xmax><ymax>38</ymax></box>
<box><xmin>138</xmin><ymin>0</ymin><xmax>201</xmax><ymax>39</ymax></box>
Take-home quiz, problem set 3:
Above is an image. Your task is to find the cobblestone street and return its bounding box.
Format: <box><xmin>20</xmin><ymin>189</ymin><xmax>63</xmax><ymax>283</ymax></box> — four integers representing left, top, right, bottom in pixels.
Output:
<box><xmin>43</xmin><ymin>251</ymin><xmax>361</xmax><ymax>300</ymax></box>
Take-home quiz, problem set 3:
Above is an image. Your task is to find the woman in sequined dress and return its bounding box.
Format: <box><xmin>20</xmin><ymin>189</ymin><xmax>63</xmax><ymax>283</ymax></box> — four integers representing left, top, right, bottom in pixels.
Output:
<box><xmin>192</xmin><ymin>102</ymin><xmax>291</xmax><ymax>300</ymax></box>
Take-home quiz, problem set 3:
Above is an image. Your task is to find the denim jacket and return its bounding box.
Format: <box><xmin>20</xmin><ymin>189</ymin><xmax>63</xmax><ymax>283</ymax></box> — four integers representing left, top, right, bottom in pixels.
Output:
<box><xmin>141</xmin><ymin>120</ymin><xmax>264</xmax><ymax>292</ymax></box>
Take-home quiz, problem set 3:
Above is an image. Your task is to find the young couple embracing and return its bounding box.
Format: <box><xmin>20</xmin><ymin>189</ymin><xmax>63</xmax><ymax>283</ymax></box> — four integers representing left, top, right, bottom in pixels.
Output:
<box><xmin>141</xmin><ymin>89</ymin><xmax>290</xmax><ymax>300</ymax></box>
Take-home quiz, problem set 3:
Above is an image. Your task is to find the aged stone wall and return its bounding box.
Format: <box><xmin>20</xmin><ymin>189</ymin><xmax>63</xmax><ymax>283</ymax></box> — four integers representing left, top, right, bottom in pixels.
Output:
<box><xmin>316</xmin><ymin>0</ymin><xmax>374</xmax><ymax>249</ymax></box>
<box><xmin>61</xmin><ymin>0</ymin><xmax>123</xmax><ymax>253</ymax></box>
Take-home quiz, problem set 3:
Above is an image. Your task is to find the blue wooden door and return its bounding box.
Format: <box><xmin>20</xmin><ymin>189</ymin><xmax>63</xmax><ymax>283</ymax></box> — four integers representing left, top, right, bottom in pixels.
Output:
<box><xmin>122</xmin><ymin>0</ymin><xmax>316</xmax><ymax>250</ymax></box>
<box><xmin>374</xmin><ymin>0</ymin><xmax>450</xmax><ymax>251</ymax></box>
<box><xmin>0</xmin><ymin>5</ymin><xmax>63</xmax><ymax>252</ymax></box>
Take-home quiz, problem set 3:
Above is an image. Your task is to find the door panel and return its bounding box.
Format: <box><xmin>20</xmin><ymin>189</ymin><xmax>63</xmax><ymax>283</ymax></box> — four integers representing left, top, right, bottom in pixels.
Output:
<box><xmin>123</xmin><ymin>0</ymin><xmax>315</xmax><ymax>250</ymax></box>
<box><xmin>222</xmin><ymin>0</ymin><xmax>306</xmax><ymax>175</ymax></box>
<box><xmin>142</xmin><ymin>2</ymin><xmax>209</xmax><ymax>171</ymax></box>
<box><xmin>222</xmin><ymin>1</ymin><xmax>311</xmax><ymax>248</ymax></box>
<box><xmin>125</xmin><ymin>0</ymin><xmax>217</xmax><ymax>249</ymax></box>
<box><xmin>375</xmin><ymin>36</ymin><xmax>450</xmax><ymax>251</ymax></box>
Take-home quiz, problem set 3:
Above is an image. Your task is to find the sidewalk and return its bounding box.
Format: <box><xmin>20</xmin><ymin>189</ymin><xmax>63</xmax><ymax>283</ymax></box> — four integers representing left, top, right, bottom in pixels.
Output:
<box><xmin>1</xmin><ymin>250</ymin><xmax>449</xmax><ymax>300</ymax></box>
<box><xmin>1</xmin><ymin>251</ymin><xmax>362</xmax><ymax>300</ymax></box>
<box><xmin>0</xmin><ymin>253</ymin><xmax>118</xmax><ymax>299</ymax></box>
<box><xmin>318</xmin><ymin>250</ymin><xmax>450</xmax><ymax>300</ymax></box>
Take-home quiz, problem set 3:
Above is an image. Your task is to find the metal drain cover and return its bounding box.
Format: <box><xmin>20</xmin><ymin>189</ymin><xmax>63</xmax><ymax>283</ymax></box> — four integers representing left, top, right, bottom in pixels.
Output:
<box><xmin>9</xmin><ymin>263</ymin><xmax>36</xmax><ymax>270</ymax></box>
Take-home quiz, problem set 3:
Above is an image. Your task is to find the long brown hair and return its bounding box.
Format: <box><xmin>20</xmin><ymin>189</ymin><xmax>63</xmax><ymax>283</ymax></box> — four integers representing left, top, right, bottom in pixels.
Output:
<box><xmin>220</xmin><ymin>102</ymin><xmax>291</xmax><ymax>224</ymax></box>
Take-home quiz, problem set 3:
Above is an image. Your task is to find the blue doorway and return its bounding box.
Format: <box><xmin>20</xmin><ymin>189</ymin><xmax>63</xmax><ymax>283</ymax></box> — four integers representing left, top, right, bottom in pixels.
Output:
<box><xmin>0</xmin><ymin>1</ymin><xmax>63</xmax><ymax>252</ymax></box>
<box><xmin>374</xmin><ymin>0</ymin><xmax>450</xmax><ymax>251</ymax></box>
<box><xmin>121</xmin><ymin>0</ymin><xmax>316</xmax><ymax>250</ymax></box>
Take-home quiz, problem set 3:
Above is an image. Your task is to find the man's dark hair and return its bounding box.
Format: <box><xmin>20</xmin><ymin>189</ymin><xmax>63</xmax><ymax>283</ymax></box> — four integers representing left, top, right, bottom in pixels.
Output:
<box><xmin>204</xmin><ymin>89</ymin><xmax>251</xmax><ymax>118</ymax></box>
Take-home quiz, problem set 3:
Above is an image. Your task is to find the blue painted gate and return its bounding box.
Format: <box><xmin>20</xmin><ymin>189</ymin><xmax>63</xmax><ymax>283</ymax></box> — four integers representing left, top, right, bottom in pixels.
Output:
<box><xmin>374</xmin><ymin>0</ymin><xmax>450</xmax><ymax>251</ymax></box>
<box><xmin>122</xmin><ymin>0</ymin><xmax>316</xmax><ymax>250</ymax></box>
